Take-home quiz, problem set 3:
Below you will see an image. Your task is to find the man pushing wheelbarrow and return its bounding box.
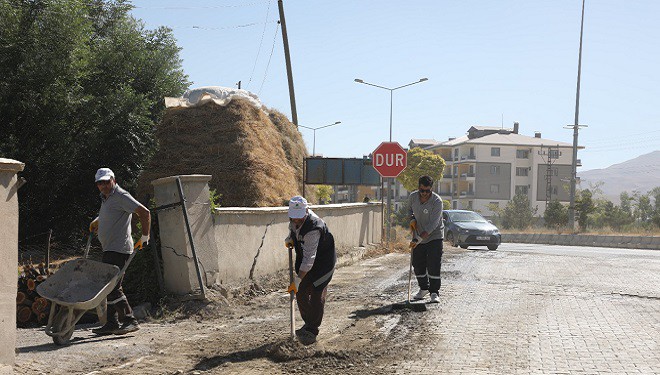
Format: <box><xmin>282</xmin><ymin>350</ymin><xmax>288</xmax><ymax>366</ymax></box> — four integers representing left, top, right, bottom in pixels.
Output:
<box><xmin>89</xmin><ymin>167</ymin><xmax>151</xmax><ymax>336</ymax></box>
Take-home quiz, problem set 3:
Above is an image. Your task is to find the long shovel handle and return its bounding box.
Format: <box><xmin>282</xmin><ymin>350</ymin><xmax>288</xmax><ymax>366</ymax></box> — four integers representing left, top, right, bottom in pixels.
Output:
<box><xmin>84</xmin><ymin>232</ymin><xmax>93</xmax><ymax>259</ymax></box>
<box><xmin>407</xmin><ymin>248</ymin><xmax>413</xmax><ymax>303</ymax></box>
<box><xmin>407</xmin><ymin>227</ymin><xmax>419</xmax><ymax>303</ymax></box>
<box><xmin>288</xmin><ymin>246</ymin><xmax>295</xmax><ymax>338</ymax></box>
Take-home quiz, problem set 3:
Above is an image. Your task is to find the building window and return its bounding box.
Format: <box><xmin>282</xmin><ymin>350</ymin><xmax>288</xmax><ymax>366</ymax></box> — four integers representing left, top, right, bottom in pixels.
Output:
<box><xmin>491</xmin><ymin>147</ymin><xmax>500</xmax><ymax>157</ymax></box>
<box><xmin>516</xmin><ymin>149</ymin><xmax>529</xmax><ymax>159</ymax></box>
<box><xmin>549</xmin><ymin>150</ymin><xmax>560</xmax><ymax>159</ymax></box>
<box><xmin>467</xmin><ymin>201</ymin><xmax>473</xmax><ymax>209</ymax></box>
<box><xmin>453</xmin><ymin>166</ymin><xmax>458</xmax><ymax>175</ymax></box>
<box><xmin>490</xmin><ymin>165</ymin><xmax>501</xmax><ymax>175</ymax></box>
<box><xmin>490</xmin><ymin>184</ymin><xmax>500</xmax><ymax>193</ymax></box>
<box><xmin>515</xmin><ymin>185</ymin><xmax>529</xmax><ymax>195</ymax></box>
<box><xmin>551</xmin><ymin>185</ymin><xmax>559</xmax><ymax>195</ymax></box>
<box><xmin>516</xmin><ymin>167</ymin><xmax>529</xmax><ymax>176</ymax></box>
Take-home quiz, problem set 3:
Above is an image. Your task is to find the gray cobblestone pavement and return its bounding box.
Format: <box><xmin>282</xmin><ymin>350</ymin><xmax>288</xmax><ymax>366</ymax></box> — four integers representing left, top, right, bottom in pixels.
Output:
<box><xmin>392</xmin><ymin>244</ymin><xmax>660</xmax><ymax>374</ymax></box>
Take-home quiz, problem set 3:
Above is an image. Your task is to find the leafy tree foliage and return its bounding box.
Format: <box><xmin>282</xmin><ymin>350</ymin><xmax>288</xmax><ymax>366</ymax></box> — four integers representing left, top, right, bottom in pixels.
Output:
<box><xmin>396</xmin><ymin>147</ymin><xmax>446</xmax><ymax>192</ymax></box>
<box><xmin>315</xmin><ymin>185</ymin><xmax>333</xmax><ymax>204</ymax></box>
<box><xmin>544</xmin><ymin>200</ymin><xmax>568</xmax><ymax>229</ymax></box>
<box><xmin>0</xmin><ymin>0</ymin><xmax>189</xmax><ymax>239</ymax></box>
<box><xmin>497</xmin><ymin>193</ymin><xmax>537</xmax><ymax>230</ymax></box>
<box><xmin>575</xmin><ymin>189</ymin><xmax>595</xmax><ymax>231</ymax></box>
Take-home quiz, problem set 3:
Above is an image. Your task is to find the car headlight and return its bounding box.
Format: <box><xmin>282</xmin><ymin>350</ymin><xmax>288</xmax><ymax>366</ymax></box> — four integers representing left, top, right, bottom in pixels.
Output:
<box><xmin>460</xmin><ymin>228</ymin><xmax>470</xmax><ymax>234</ymax></box>
<box><xmin>492</xmin><ymin>229</ymin><xmax>500</xmax><ymax>235</ymax></box>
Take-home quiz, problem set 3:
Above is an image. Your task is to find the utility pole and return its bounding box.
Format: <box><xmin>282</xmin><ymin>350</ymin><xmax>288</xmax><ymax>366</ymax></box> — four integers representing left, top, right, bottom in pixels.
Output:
<box><xmin>277</xmin><ymin>0</ymin><xmax>298</xmax><ymax>125</ymax></box>
<box><xmin>567</xmin><ymin>0</ymin><xmax>588</xmax><ymax>230</ymax></box>
<box><xmin>538</xmin><ymin>145</ymin><xmax>561</xmax><ymax>207</ymax></box>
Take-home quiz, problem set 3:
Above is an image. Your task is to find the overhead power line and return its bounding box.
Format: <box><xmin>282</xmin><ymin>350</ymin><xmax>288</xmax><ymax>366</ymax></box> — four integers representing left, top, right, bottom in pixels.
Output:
<box><xmin>247</xmin><ymin>0</ymin><xmax>271</xmax><ymax>89</ymax></box>
<box><xmin>258</xmin><ymin>21</ymin><xmax>280</xmax><ymax>96</ymax></box>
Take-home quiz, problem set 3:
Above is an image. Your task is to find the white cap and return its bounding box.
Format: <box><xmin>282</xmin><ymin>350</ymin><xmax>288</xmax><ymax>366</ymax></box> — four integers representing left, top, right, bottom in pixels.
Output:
<box><xmin>95</xmin><ymin>168</ymin><xmax>115</xmax><ymax>182</ymax></box>
<box><xmin>288</xmin><ymin>196</ymin><xmax>308</xmax><ymax>219</ymax></box>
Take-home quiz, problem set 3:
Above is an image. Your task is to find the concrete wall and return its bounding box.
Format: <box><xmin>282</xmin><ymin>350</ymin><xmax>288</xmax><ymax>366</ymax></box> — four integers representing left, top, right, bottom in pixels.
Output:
<box><xmin>152</xmin><ymin>175</ymin><xmax>218</xmax><ymax>296</ymax></box>
<box><xmin>503</xmin><ymin>233</ymin><xmax>660</xmax><ymax>250</ymax></box>
<box><xmin>0</xmin><ymin>158</ymin><xmax>24</xmax><ymax>375</ymax></box>
<box><xmin>153</xmin><ymin>175</ymin><xmax>383</xmax><ymax>295</ymax></box>
<box><xmin>213</xmin><ymin>203</ymin><xmax>382</xmax><ymax>284</ymax></box>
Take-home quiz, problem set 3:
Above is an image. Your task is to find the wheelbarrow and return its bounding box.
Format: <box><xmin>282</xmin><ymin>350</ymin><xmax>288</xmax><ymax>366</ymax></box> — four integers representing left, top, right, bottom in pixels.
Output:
<box><xmin>36</xmin><ymin>237</ymin><xmax>138</xmax><ymax>345</ymax></box>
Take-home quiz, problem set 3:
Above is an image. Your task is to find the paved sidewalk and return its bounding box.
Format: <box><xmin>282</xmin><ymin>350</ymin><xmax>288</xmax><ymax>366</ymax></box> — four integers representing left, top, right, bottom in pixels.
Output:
<box><xmin>395</xmin><ymin>244</ymin><xmax>660</xmax><ymax>375</ymax></box>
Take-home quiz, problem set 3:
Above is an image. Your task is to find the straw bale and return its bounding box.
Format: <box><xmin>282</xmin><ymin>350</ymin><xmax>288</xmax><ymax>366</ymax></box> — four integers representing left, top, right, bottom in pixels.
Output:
<box><xmin>138</xmin><ymin>99</ymin><xmax>307</xmax><ymax>207</ymax></box>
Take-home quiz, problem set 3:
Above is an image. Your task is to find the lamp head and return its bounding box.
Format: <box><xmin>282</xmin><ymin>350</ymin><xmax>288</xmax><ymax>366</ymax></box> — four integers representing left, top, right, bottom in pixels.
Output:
<box><xmin>354</xmin><ymin>79</ymin><xmax>364</xmax><ymax>83</ymax></box>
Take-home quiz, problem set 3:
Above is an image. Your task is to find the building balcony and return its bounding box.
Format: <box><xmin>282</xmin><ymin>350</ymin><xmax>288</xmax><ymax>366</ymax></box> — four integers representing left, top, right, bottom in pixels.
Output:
<box><xmin>442</xmin><ymin>173</ymin><xmax>452</xmax><ymax>179</ymax></box>
<box><xmin>439</xmin><ymin>191</ymin><xmax>452</xmax><ymax>196</ymax></box>
<box><xmin>460</xmin><ymin>154</ymin><xmax>476</xmax><ymax>161</ymax></box>
<box><xmin>459</xmin><ymin>172</ymin><xmax>475</xmax><ymax>180</ymax></box>
<box><xmin>459</xmin><ymin>191</ymin><xmax>475</xmax><ymax>197</ymax></box>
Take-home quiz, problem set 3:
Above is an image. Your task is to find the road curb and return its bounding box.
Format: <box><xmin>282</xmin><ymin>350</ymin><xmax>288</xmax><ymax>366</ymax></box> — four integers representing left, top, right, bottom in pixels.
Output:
<box><xmin>501</xmin><ymin>233</ymin><xmax>660</xmax><ymax>250</ymax></box>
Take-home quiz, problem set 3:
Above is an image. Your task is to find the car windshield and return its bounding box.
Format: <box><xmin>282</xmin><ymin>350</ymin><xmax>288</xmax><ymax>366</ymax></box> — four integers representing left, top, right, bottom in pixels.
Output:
<box><xmin>448</xmin><ymin>211</ymin><xmax>487</xmax><ymax>222</ymax></box>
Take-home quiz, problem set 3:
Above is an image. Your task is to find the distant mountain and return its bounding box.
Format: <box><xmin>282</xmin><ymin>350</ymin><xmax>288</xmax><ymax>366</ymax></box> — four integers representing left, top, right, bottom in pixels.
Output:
<box><xmin>578</xmin><ymin>151</ymin><xmax>660</xmax><ymax>203</ymax></box>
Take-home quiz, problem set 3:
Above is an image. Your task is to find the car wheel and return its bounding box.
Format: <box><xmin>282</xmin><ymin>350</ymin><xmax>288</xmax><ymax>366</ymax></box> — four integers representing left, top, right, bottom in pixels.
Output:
<box><xmin>487</xmin><ymin>245</ymin><xmax>498</xmax><ymax>251</ymax></box>
<box><xmin>446</xmin><ymin>232</ymin><xmax>457</xmax><ymax>247</ymax></box>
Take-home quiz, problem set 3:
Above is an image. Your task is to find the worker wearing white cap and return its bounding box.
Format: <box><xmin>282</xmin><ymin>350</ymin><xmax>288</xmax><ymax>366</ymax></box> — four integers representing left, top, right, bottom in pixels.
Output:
<box><xmin>89</xmin><ymin>167</ymin><xmax>151</xmax><ymax>336</ymax></box>
<box><xmin>285</xmin><ymin>196</ymin><xmax>336</xmax><ymax>345</ymax></box>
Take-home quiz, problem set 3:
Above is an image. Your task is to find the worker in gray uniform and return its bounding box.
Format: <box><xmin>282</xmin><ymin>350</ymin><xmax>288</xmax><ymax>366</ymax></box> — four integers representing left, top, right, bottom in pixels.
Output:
<box><xmin>89</xmin><ymin>167</ymin><xmax>151</xmax><ymax>335</ymax></box>
<box><xmin>408</xmin><ymin>175</ymin><xmax>444</xmax><ymax>303</ymax></box>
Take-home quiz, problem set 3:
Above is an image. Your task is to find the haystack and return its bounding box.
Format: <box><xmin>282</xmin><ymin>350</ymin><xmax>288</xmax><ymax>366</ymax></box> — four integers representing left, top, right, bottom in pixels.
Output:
<box><xmin>138</xmin><ymin>97</ymin><xmax>307</xmax><ymax>207</ymax></box>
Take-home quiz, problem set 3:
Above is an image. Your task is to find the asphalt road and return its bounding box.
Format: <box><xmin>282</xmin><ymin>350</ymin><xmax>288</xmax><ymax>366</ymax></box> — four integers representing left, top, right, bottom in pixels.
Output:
<box><xmin>14</xmin><ymin>243</ymin><xmax>660</xmax><ymax>374</ymax></box>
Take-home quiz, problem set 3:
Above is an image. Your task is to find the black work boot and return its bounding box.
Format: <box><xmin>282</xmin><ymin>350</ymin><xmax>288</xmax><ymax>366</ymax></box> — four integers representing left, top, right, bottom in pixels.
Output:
<box><xmin>114</xmin><ymin>319</ymin><xmax>140</xmax><ymax>335</ymax></box>
<box><xmin>92</xmin><ymin>321</ymin><xmax>119</xmax><ymax>336</ymax></box>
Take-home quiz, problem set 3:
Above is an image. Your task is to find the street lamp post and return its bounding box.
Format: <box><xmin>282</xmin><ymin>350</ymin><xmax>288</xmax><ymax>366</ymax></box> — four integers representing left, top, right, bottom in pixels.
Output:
<box><xmin>298</xmin><ymin>121</ymin><xmax>341</xmax><ymax>156</ymax></box>
<box><xmin>354</xmin><ymin>77</ymin><xmax>428</xmax><ymax>242</ymax></box>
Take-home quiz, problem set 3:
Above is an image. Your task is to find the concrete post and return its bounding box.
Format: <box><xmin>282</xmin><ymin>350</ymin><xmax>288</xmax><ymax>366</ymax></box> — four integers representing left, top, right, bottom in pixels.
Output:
<box><xmin>151</xmin><ymin>175</ymin><xmax>218</xmax><ymax>296</ymax></box>
<box><xmin>0</xmin><ymin>158</ymin><xmax>24</xmax><ymax>375</ymax></box>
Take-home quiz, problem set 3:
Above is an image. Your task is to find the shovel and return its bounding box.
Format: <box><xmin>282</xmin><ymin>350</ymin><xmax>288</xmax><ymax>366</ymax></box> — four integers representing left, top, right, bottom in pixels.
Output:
<box><xmin>392</xmin><ymin>229</ymin><xmax>427</xmax><ymax>312</ymax></box>
<box><xmin>286</xmin><ymin>245</ymin><xmax>296</xmax><ymax>339</ymax></box>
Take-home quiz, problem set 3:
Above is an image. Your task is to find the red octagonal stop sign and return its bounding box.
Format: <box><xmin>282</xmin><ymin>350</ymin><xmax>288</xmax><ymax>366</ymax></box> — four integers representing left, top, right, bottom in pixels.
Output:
<box><xmin>372</xmin><ymin>141</ymin><xmax>407</xmax><ymax>177</ymax></box>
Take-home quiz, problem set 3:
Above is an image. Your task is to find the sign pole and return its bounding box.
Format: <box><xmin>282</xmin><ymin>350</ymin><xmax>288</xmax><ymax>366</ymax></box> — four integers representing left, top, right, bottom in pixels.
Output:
<box><xmin>371</xmin><ymin>142</ymin><xmax>408</xmax><ymax>245</ymax></box>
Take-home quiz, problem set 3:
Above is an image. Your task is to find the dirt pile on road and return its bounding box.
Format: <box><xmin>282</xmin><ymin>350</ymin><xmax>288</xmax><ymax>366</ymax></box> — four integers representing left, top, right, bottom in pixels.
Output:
<box><xmin>138</xmin><ymin>99</ymin><xmax>307</xmax><ymax>207</ymax></box>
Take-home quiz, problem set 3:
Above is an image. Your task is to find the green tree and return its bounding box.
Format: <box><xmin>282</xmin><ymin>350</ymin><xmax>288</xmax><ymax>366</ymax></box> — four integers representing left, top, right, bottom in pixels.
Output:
<box><xmin>501</xmin><ymin>194</ymin><xmax>537</xmax><ymax>230</ymax></box>
<box><xmin>544</xmin><ymin>200</ymin><xmax>568</xmax><ymax>229</ymax></box>
<box><xmin>0</xmin><ymin>0</ymin><xmax>189</xmax><ymax>239</ymax></box>
<box><xmin>650</xmin><ymin>187</ymin><xmax>660</xmax><ymax>228</ymax></box>
<box><xmin>575</xmin><ymin>189</ymin><xmax>595</xmax><ymax>231</ymax></box>
<box><xmin>396</xmin><ymin>147</ymin><xmax>446</xmax><ymax>192</ymax></box>
<box><xmin>315</xmin><ymin>185</ymin><xmax>333</xmax><ymax>204</ymax></box>
<box><xmin>619</xmin><ymin>191</ymin><xmax>633</xmax><ymax>216</ymax></box>
<box><xmin>633</xmin><ymin>192</ymin><xmax>653</xmax><ymax>222</ymax></box>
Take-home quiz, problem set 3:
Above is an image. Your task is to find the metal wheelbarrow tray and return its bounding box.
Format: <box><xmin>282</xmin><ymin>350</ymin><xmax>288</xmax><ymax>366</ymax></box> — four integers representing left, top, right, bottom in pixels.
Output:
<box><xmin>36</xmin><ymin>258</ymin><xmax>121</xmax><ymax>345</ymax></box>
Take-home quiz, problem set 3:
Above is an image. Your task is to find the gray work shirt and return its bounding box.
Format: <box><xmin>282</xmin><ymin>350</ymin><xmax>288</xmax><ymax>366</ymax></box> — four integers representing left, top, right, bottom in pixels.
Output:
<box><xmin>98</xmin><ymin>184</ymin><xmax>141</xmax><ymax>254</ymax></box>
<box><xmin>408</xmin><ymin>191</ymin><xmax>444</xmax><ymax>244</ymax></box>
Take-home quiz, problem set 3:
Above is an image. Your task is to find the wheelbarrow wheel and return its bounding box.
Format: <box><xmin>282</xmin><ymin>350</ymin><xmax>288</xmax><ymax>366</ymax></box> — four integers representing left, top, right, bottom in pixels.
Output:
<box><xmin>51</xmin><ymin>307</ymin><xmax>75</xmax><ymax>345</ymax></box>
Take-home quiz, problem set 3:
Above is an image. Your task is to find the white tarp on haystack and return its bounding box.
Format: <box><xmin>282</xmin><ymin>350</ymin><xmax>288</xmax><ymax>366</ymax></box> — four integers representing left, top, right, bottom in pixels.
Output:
<box><xmin>165</xmin><ymin>86</ymin><xmax>262</xmax><ymax>109</ymax></box>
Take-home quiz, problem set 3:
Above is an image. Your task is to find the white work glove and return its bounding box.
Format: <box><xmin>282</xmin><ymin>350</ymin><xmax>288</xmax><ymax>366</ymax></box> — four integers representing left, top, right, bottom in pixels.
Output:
<box><xmin>134</xmin><ymin>234</ymin><xmax>150</xmax><ymax>250</ymax></box>
<box><xmin>287</xmin><ymin>276</ymin><xmax>302</xmax><ymax>294</ymax></box>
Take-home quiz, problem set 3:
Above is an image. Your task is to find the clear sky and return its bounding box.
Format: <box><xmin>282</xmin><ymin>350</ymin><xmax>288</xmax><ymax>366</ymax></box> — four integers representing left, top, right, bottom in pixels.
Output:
<box><xmin>130</xmin><ymin>0</ymin><xmax>660</xmax><ymax>172</ymax></box>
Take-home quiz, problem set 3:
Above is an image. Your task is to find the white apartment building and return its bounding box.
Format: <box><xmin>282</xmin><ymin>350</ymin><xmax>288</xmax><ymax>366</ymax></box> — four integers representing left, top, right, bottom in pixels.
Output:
<box><xmin>411</xmin><ymin>123</ymin><xmax>583</xmax><ymax>217</ymax></box>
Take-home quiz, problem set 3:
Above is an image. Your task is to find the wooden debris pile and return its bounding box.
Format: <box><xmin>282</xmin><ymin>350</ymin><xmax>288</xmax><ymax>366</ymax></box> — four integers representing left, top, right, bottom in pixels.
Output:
<box><xmin>16</xmin><ymin>262</ymin><xmax>53</xmax><ymax>327</ymax></box>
